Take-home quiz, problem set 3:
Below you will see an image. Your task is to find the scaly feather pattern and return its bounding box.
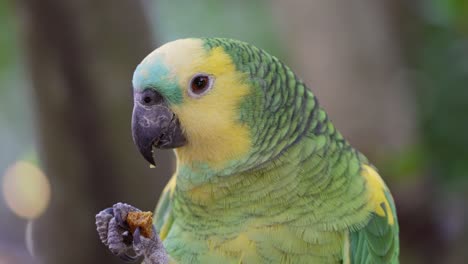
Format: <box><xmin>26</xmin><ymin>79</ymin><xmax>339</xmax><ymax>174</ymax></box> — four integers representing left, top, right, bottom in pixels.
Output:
<box><xmin>142</xmin><ymin>38</ymin><xmax>400</xmax><ymax>263</ymax></box>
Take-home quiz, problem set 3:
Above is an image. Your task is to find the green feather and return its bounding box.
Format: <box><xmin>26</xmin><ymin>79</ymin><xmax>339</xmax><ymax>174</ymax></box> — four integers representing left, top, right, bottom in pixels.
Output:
<box><xmin>144</xmin><ymin>38</ymin><xmax>400</xmax><ymax>263</ymax></box>
<box><xmin>349</xmin><ymin>191</ymin><xmax>399</xmax><ymax>263</ymax></box>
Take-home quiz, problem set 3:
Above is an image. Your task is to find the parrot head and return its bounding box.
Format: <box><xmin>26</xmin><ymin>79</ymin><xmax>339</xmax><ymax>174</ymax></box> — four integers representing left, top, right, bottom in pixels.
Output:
<box><xmin>132</xmin><ymin>38</ymin><xmax>312</xmax><ymax>174</ymax></box>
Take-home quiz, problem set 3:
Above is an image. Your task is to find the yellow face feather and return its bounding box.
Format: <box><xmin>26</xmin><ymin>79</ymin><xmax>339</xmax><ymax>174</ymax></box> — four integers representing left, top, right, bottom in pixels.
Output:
<box><xmin>145</xmin><ymin>39</ymin><xmax>252</xmax><ymax>169</ymax></box>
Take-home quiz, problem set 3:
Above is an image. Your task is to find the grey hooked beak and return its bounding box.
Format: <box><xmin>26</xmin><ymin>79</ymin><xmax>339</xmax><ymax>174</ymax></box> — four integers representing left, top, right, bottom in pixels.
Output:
<box><xmin>131</xmin><ymin>89</ymin><xmax>187</xmax><ymax>165</ymax></box>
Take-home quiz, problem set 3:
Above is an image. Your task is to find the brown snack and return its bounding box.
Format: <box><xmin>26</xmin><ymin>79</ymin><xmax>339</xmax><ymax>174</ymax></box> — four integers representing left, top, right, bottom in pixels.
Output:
<box><xmin>127</xmin><ymin>211</ymin><xmax>153</xmax><ymax>238</ymax></box>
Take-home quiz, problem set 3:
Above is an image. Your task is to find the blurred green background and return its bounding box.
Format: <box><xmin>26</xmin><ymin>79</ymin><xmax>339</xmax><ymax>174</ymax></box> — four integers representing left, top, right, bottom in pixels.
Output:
<box><xmin>0</xmin><ymin>0</ymin><xmax>467</xmax><ymax>263</ymax></box>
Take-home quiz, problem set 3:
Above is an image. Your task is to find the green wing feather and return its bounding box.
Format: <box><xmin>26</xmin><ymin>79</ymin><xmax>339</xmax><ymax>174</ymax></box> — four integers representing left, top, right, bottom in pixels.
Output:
<box><xmin>154</xmin><ymin>176</ymin><xmax>176</xmax><ymax>241</ymax></box>
<box><xmin>349</xmin><ymin>190</ymin><xmax>399</xmax><ymax>264</ymax></box>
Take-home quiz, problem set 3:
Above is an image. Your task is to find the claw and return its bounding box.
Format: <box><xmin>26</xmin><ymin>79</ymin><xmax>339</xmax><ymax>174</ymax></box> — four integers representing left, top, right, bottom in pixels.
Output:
<box><xmin>133</xmin><ymin>227</ymin><xmax>141</xmax><ymax>245</ymax></box>
<box><xmin>107</xmin><ymin>217</ymin><xmax>132</xmax><ymax>257</ymax></box>
<box><xmin>113</xmin><ymin>203</ymin><xmax>141</xmax><ymax>229</ymax></box>
<box><xmin>114</xmin><ymin>210</ymin><xmax>129</xmax><ymax>229</ymax></box>
<box><xmin>122</xmin><ymin>231</ymin><xmax>133</xmax><ymax>245</ymax></box>
<box><xmin>118</xmin><ymin>252</ymin><xmax>138</xmax><ymax>262</ymax></box>
<box><xmin>103</xmin><ymin>207</ymin><xmax>114</xmax><ymax>215</ymax></box>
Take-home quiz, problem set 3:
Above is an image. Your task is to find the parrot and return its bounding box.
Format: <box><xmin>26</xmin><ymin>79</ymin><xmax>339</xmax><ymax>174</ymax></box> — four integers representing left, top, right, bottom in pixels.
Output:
<box><xmin>96</xmin><ymin>38</ymin><xmax>399</xmax><ymax>264</ymax></box>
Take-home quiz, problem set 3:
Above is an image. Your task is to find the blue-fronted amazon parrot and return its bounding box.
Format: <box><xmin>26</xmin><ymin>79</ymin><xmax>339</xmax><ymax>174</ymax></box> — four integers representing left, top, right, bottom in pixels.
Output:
<box><xmin>96</xmin><ymin>38</ymin><xmax>399</xmax><ymax>264</ymax></box>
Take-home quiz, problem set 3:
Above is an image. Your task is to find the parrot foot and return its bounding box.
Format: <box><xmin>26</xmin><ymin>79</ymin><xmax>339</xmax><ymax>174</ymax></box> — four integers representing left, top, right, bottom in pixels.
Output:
<box><xmin>95</xmin><ymin>203</ymin><xmax>169</xmax><ymax>264</ymax></box>
<box><xmin>134</xmin><ymin>226</ymin><xmax>169</xmax><ymax>264</ymax></box>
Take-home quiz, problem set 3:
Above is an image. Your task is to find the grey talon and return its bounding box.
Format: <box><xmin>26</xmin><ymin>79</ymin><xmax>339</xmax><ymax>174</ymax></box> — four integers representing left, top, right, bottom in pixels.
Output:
<box><xmin>119</xmin><ymin>252</ymin><xmax>138</xmax><ymax>262</ymax></box>
<box><xmin>114</xmin><ymin>210</ymin><xmax>129</xmax><ymax>228</ymax></box>
<box><xmin>122</xmin><ymin>231</ymin><xmax>133</xmax><ymax>245</ymax></box>
<box><xmin>103</xmin><ymin>207</ymin><xmax>114</xmax><ymax>215</ymax></box>
<box><xmin>133</xmin><ymin>227</ymin><xmax>141</xmax><ymax>244</ymax></box>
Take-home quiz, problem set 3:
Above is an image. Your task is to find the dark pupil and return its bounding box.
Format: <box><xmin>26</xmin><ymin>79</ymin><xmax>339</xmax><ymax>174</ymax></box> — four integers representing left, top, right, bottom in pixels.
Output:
<box><xmin>192</xmin><ymin>76</ymin><xmax>208</xmax><ymax>92</ymax></box>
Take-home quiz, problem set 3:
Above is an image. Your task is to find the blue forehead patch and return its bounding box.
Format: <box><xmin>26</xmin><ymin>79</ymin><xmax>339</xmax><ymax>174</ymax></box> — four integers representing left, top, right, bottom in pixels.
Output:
<box><xmin>132</xmin><ymin>55</ymin><xmax>183</xmax><ymax>105</ymax></box>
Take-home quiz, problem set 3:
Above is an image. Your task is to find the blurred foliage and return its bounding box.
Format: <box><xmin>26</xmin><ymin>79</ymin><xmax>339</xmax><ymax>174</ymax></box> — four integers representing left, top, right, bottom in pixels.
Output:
<box><xmin>0</xmin><ymin>2</ymin><xmax>15</xmax><ymax>71</ymax></box>
<box><xmin>430</xmin><ymin>0</ymin><xmax>468</xmax><ymax>31</ymax></box>
<box><xmin>0</xmin><ymin>1</ymin><xmax>33</xmax><ymax>173</ymax></box>
<box><xmin>378</xmin><ymin>1</ymin><xmax>468</xmax><ymax>189</ymax></box>
<box><xmin>407</xmin><ymin>0</ymin><xmax>468</xmax><ymax>188</ymax></box>
<box><xmin>379</xmin><ymin>144</ymin><xmax>427</xmax><ymax>182</ymax></box>
<box><xmin>0</xmin><ymin>1</ymin><xmax>36</xmax><ymax>258</ymax></box>
<box><xmin>153</xmin><ymin>0</ymin><xmax>285</xmax><ymax>59</ymax></box>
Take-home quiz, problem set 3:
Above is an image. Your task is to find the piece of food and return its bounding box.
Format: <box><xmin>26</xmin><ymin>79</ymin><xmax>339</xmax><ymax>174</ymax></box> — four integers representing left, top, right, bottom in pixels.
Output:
<box><xmin>127</xmin><ymin>211</ymin><xmax>153</xmax><ymax>238</ymax></box>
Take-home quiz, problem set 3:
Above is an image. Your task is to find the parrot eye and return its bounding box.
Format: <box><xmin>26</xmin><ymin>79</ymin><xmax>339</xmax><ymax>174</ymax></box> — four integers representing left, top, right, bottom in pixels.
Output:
<box><xmin>188</xmin><ymin>73</ymin><xmax>214</xmax><ymax>98</ymax></box>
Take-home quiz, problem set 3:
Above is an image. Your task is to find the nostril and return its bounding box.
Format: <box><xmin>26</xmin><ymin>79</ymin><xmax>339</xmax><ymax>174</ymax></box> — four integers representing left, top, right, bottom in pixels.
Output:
<box><xmin>139</xmin><ymin>89</ymin><xmax>163</xmax><ymax>106</ymax></box>
<box><xmin>143</xmin><ymin>96</ymin><xmax>152</xmax><ymax>104</ymax></box>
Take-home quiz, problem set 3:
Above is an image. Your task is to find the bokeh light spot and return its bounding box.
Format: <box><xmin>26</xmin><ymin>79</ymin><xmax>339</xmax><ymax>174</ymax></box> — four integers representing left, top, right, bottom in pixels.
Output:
<box><xmin>2</xmin><ymin>161</ymin><xmax>51</xmax><ymax>220</ymax></box>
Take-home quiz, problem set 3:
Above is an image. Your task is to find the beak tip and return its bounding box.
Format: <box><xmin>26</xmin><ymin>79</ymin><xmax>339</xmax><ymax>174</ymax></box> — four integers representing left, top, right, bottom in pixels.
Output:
<box><xmin>144</xmin><ymin>153</ymin><xmax>156</xmax><ymax>166</ymax></box>
<box><xmin>136</xmin><ymin>142</ymin><xmax>156</xmax><ymax>166</ymax></box>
